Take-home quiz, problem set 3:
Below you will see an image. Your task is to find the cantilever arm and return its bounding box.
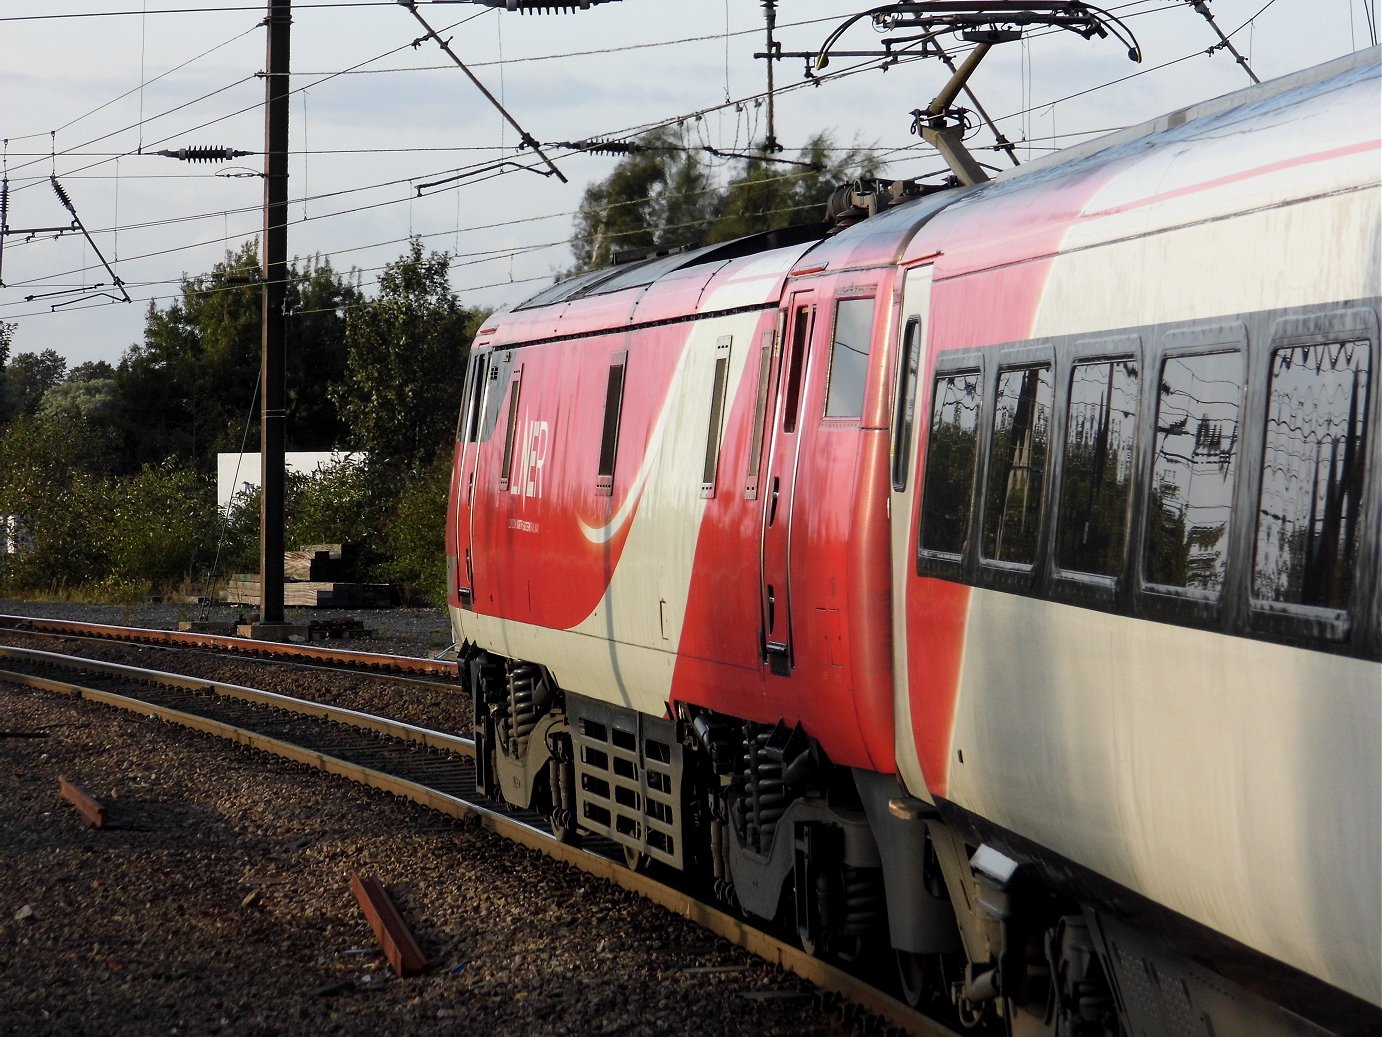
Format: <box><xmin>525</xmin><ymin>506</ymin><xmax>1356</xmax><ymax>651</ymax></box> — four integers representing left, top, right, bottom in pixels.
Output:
<box><xmin>397</xmin><ymin>1</ymin><xmax>568</xmax><ymax>184</ymax></box>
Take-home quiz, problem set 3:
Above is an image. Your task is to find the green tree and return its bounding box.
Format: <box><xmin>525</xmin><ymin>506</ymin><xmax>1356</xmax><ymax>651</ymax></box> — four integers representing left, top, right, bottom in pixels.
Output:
<box><xmin>0</xmin><ymin>413</ymin><xmax>108</xmax><ymax>592</ymax></box>
<box><xmin>378</xmin><ymin>453</ymin><xmax>452</xmax><ymax>605</ymax></box>
<box><xmin>332</xmin><ymin>239</ymin><xmax>482</xmax><ymax>467</ymax></box>
<box><xmin>115</xmin><ymin>242</ymin><xmax>264</xmax><ymax>473</ymax></box>
<box><xmin>569</xmin><ymin>128</ymin><xmax>719</xmax><ymax>272</ymax></box>
<box><xmin>286</xmin><ymin>456</ymin><xmax>393</xmax><ymax>557</ymax></box>
<box><xmin>708</xmin><ymin>134</ymin><xmax>878</xmax><ymax>243</ymax></box>
<box><xmin>286</xmin><ymin>255</ymin><xmax>362</xmax><ymax>450</ymax></box>
<box><xmin>115</xmin><ymin>243</ymin><xmax>361</xmax><ymax>474</ymax></box>
<box><xmin>39</xmin><ymin>377</ymin><xmax>118</xmax><ymax>424</ymax></box>
<box><xmin>101</xmin><ymin>460</ymin><xmax>215</xmax><ymax>591</ymax></box>
<box><xmin>568</xmin><ymin>132</ymin><xmax>879</xmax><ymax>274</ymax></box>
<box><xmin>5</xmin><ymin>349</ymin><xmax>68</xmax><ymax>420</ymax></box>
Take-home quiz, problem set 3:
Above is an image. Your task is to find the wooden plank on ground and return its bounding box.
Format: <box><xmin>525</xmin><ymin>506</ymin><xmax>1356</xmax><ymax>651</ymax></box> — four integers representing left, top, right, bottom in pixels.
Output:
<box><xmin>58</xmin><ymin>775</ymin><xmax>107</xmax><ymax>828</ymax></box>
<box><xmin>349</xmin><ymin>871</ymin><xmax>427</xmax><ymax>977</ymax></box>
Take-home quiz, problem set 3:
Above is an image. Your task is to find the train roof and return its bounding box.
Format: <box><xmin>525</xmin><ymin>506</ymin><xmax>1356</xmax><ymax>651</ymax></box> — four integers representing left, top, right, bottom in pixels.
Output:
<box><xmin>475</xmin><ymin>47</ymin><xmax>1377</xmax><ymax>351</ymax></box>
<box><xmin>902</xmin><ymin>46</ymin><xmax>1381</xmax><ymax>272</ymax></box>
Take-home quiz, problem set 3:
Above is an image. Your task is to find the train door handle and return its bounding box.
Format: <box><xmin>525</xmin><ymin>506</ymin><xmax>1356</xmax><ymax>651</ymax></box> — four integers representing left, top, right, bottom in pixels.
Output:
<box><xmin>768</xmin><ymin>476</ymin><xmax>780</xmax><ymax>526</ymax></box>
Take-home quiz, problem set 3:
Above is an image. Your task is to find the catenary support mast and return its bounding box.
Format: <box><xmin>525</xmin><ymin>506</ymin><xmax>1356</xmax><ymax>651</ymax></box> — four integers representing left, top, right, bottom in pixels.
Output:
<box><xmin>258</xmin><ymin>0</ymin><xmax>290</xmax><ymax>630</ymax></box>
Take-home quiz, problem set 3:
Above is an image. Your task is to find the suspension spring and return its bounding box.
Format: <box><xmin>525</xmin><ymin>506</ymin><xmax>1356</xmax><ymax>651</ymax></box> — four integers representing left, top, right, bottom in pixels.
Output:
<box><xmin>743</xmin><ymin>725</ymin><xmax>786</xmax><ymax>854</ymax></box>
<box><xmin>507</xmin><ymin>662</ymin><xmax>542</xmax><ymax>759</ymax></box>
<box><xmin>841</xmin><ymin>865</ymin><xmax>886</xmax><ymax>936</ymax></box>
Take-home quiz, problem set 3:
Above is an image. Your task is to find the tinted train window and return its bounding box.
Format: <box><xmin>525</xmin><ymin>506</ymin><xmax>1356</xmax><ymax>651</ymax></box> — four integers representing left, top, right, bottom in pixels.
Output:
<box><xmin>478</xmin><ymin>352</ymin><xmax>515</xmax><ymax>442</ymax></box>
<box><xmin>891</xmin><ymin>317</ymin><xmax>922</xmax><ymax>492</ymax></box>
<box><xmin>459</xmin><ymin>354</ymin><xmax>489</xmax><ymax>443</ymax></box>
<box><xmin>1252</xmin><ymin>340</ymin><xmax>1371</xmax><ymax>609</ymax></box>
<box><xmin>596</xmin><ymin>352</ymin><xmax>628</xmax><ymax>497</ymax></box>
<box><xmin>982</xmin><ymin>365</ymin><xmax>1053</xmax><ymax>566</ymax></box>
<box><xmin>744</xmin><ymin>329</ymin><xmax>774</xmax><ymax>500</ymax></box>
<box><xmin>782</xmin><ymin>306</ymin><xmax>811</xmax><ymax>434</ymax></box>
<box><xmin>920</xmin><ymin>370</ymin><xmax>983</xmax><ymax>556</ymax></box>
<box><xmin>701</xmin><ymin>336</ymin><xmax>732</xmax><ymax>497</ymax></box>
<box><xmin>1056</xmin><ymin>359</ymin><xmax>1138</xmax><ymax>577</ymax></box>
<box><xmin>499</xmin><ymin>367</ymin><xmax>523</xmax><ymax>492</ymax></box>
<box><xmin>825</xmin><ymin>298</ymin><xmax>875</xmax><ymax>419</ymax></box>
<box><xmin>1145</xmin><ymin>351</ymin><xmax>1242</xmax><ymax>594</ymax></box>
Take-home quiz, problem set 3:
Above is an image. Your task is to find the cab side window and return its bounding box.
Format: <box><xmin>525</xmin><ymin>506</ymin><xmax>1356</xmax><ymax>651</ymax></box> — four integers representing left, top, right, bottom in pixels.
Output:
<box><xmin>824</xmin><ymin>298</ymin><xmax>876</xmax><ymax>419</ymax></box>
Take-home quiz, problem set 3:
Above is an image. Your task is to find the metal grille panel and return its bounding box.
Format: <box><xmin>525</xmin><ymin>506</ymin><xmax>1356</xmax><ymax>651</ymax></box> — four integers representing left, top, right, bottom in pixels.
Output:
<box><xmin>569</xmin><ymin>695</ymin><xmax>682</xmax><ymax>868</ymax></box>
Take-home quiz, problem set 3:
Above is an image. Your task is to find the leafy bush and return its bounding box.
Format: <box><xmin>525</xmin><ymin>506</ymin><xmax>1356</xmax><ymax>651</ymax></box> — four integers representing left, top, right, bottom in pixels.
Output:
<box><xmin>378</xmin><ymin>454</ymin><xmax>452</xmax><ymax>606</ymax></box>
<box><xmin>287</xmin><ymin>456</ymin><xmax>393</xmax><ymax>557</ymax></box>
<box><xmin>103</xmin><ymin>461</ymin><xmax>216</xmax><ymax>586</ymax></box>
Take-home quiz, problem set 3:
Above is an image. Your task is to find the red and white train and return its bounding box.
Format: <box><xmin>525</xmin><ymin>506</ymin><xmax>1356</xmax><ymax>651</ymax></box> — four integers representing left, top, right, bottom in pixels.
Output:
<box><xmin>446</xmin><ymin>49</ymin><xmax>1381</xmax><ymax>1036</ymax></box>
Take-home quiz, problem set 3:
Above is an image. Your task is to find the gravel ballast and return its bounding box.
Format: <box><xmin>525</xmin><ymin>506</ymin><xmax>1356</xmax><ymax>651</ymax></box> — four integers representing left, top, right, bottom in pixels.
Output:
<box><xmin>0</xmin><ymin>603</ymin><xmax>863</xmax><ymax>1036</ymax></box>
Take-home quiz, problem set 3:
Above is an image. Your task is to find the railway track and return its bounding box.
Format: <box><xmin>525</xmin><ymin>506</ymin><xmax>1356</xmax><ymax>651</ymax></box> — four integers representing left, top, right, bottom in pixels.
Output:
<box><xmin>0</xmin><ymin>638</ymin><xmax>959</xmax><ymax>1037</ymax></box>
<box><xmin>0</xmin><ymin>612</ymin><xmax>459</xmax><ymax>678</ymax></box>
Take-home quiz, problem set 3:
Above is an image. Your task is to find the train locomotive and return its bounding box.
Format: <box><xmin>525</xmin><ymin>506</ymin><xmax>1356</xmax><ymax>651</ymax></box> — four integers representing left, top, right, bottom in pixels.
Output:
<box><xmin>446</xmin><ymin>49</ymin><xmax>1382</xmax><ymax>1036</ymax></box>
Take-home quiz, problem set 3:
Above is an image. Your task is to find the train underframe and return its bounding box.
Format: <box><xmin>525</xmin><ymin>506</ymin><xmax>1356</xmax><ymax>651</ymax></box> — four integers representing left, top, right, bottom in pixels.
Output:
<box><xmin>461</xmin><ymin>646</ymin><xmax>1358</xmax><ymax>1035</ymax></box>
<box><xmin>459</xmin><ymin>645</ymin><xmax>1142</xmax><ymax>1037</ymax></box>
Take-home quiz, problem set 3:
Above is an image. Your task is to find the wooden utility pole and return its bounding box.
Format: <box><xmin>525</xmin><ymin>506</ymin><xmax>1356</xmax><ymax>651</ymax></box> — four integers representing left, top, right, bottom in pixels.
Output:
<box><xmin>258</xmin><ymin>0</ymin><xmax>290</xmax><ymax>631</ymax></box>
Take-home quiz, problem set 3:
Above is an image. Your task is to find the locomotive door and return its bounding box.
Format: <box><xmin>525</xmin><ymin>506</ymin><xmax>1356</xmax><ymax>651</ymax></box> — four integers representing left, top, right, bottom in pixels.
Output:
<box><xmin>759</xmin><ymin>292</ymin><xmax>815</xmax><ymax>676</ymax></box>
<box><xmin>888</xmin><ymin>264</ymin><xmax>933</xmax><ymax>798</ymax></box>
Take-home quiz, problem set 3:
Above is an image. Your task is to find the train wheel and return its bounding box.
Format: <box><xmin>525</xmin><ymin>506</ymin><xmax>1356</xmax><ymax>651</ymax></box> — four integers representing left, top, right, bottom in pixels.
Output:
<box><xmin>549</xmin><ymin>812</ymin><xmax>575</xmax><ymax>843</ymax></box>
<box><xmin>623</xmin><ymin>844</ymin><xmax>651</xmax><ymax>872</ymax></box>
<box><xmin>896</xmin><ymin>950</ymin><xmax>933</xmax><ymax>1008</ymax></box>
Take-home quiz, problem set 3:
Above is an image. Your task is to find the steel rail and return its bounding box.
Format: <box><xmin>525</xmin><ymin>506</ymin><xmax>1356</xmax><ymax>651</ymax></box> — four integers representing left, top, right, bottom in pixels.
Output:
<box><xmin>0</xmin><ymin>646</ymin><xmax>958</xmax><ymax>1037</ymax></box>
<box><xmin>0</xmin><ymin>645</ymin><xmax>473</xmax><ymax>757</ymax></box>
<box><xmin>0</xmin><ymin>613</ymin><xmax>460</xmax><ymax>678</ymax></box>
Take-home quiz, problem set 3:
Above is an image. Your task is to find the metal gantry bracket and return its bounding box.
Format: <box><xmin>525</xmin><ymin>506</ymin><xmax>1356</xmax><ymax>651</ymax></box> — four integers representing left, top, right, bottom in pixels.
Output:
<box><xmin>804</xmin><ymin>3</ymin><xmax>1142</xmax><ymax>187</ymax></box>
<box><xmin>1</xmin><ymin>176</ymin><xmax>131</xmax><ymax>307</ymax></box>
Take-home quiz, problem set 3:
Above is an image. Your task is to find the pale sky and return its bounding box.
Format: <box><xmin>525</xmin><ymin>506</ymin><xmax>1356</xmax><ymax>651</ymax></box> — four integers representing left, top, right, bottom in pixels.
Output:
<box><xmin>1</xmin><ymin>1</ymin><xmax>1375</xmax><ymax>368</ymax></box>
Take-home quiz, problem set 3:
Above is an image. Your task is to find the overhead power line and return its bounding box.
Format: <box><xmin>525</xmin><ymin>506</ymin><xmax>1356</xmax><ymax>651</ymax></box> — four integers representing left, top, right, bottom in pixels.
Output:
<box><xmin>0</xmin><ymin>3</ymin><xmax>398</xmax><ymax>22</ymax></box>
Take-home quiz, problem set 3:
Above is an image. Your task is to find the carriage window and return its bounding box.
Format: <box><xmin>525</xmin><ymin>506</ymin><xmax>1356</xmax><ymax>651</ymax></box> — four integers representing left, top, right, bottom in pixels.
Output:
<box><xmin>825</xmin><ymin>298</ymin><xmax>875</xmax><ymax>419</ymax></box>
<box><xmin>597</xmin><ymin>351</ymin><xmax>628</xmax><ymax>497</ymax></box>
<box><xmin>920</xmin><ymin>369</ymin><xmax>983</xmax><ymax>556</ymax></box>
<box><xmin>1252</xmin><ymin>340</ymin><xmax>1370</xmax><ymax>609</ymax></box>
<box><xmin>982</xmin><ymin>365</ymin><xmax>1053</xmax><ymax>565</ymax></box>
<box><xmin>499</xmin><ymin>367</ymin><xmax>523</xmax><ymax>492</ymax></box>
<box><xmin>1056</xmin><ymin>359</ymin><xmax>1139</xmax><ymax>576</ymax></box>
<box><xmin>891</xmin><ymin>317</ymin><xmax>922</xmax><ymax>492</ymax></box>
<box><xmin>1145</xmin><ymin>351</ymin><xmax>1242</xmax><ymax>594</ymax></box>
<box><xmin>701</xmin><ymin>336</ymin><xmax>732</xmax><ymax>497</ymax></box>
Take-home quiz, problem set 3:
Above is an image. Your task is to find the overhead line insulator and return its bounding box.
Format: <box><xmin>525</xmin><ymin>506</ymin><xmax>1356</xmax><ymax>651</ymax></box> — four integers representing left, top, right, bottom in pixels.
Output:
<box><xmin>454</xmin><ymin>0</ymin><xmax>622</xmax><ymax>12</ymax></box>
<box><xmin>154</xmin><ymin>146</ymin><xmax>253</xmax><ymax>163</ymax></box>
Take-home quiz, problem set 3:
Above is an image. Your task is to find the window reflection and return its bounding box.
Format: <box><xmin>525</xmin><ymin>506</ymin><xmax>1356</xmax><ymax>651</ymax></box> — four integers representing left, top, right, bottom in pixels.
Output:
<box><xmin>921</xmin><ymin>370</ymin><xmax>983</xmax><ymax>556</ymax></box>
<box><xmin>1057</xmin><ymin>359</ymin><xmax>1139</xmax><ymax>576</ymax></box>
<box><xmin>825</xmin><ymin>298</ymin><xmax>875</xmax><ymax>418</ymax></box>
<box><xmin>982</xmin><ymin>366</ymin><xmax>1052</xmax><ymax>565</ymax></box>
<box><xmin>1145</xmin><ymin>352</ymin><xmax>1242</xmax><ymax>594</ymax></box>
<box><xmin>891</xmin><ymin>318</ymin><xmax>921</xmax><ymax>492</ymax></box>
<box><xmin>1253</xmin><ymin>341</ymin><xmax>1370</xmax><ymax>609</ymax></box>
